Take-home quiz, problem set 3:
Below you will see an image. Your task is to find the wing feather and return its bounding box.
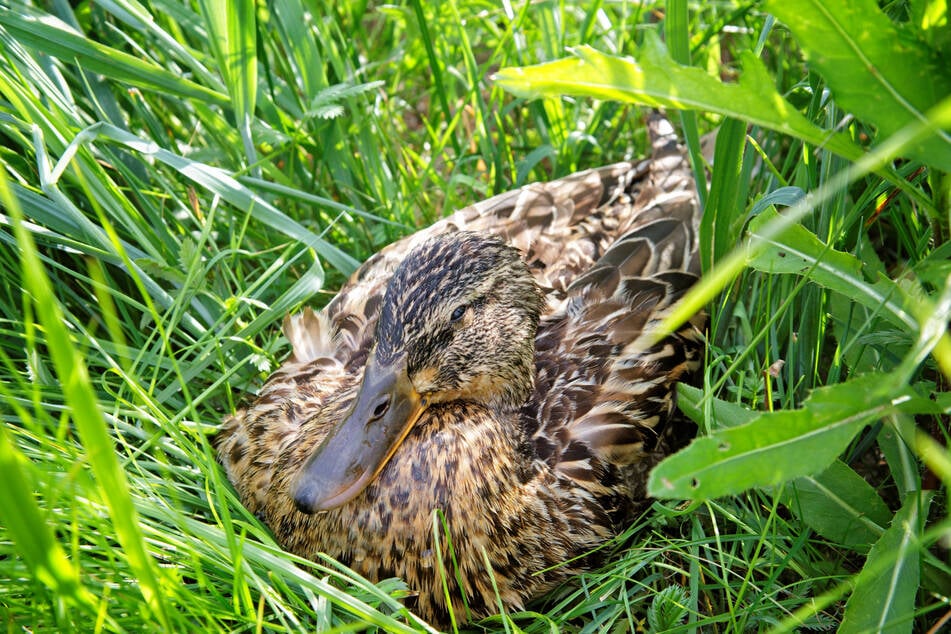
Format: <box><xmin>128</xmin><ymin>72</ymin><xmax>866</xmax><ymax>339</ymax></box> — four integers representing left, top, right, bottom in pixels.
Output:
<box><xmin>522</xmin><ymin>114</ymin><xmax>703</xmax><ymax>507</ymax></box>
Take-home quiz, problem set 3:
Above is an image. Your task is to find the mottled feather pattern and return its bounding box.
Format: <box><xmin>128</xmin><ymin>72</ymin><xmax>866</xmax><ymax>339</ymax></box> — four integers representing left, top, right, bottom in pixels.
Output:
<box><xmin>215</xmin><ymin>113</ymin><xmax>704</xmax><ymax>625</ymax></box>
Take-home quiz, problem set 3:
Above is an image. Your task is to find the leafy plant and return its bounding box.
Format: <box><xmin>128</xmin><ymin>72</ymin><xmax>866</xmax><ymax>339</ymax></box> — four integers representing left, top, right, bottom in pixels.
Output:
<box><xmin>647</xmin><ymin>584</ymin><xmax>690</xmax><ymax>631</ymax></box>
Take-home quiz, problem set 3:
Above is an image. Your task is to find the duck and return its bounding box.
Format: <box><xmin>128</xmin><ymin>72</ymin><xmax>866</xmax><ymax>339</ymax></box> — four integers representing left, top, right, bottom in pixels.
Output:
<box><xmin>214</xmin><ymin>112</ymin><xmax>705</xmax><ymax>626</ymax></box>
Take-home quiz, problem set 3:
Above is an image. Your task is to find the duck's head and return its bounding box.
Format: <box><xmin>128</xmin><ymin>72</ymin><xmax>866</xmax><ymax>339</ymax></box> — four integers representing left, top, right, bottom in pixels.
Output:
<box><xmin>292</xmin><ymin>232</ymin><xmax>544</xmax><ymax>513</ymax></box>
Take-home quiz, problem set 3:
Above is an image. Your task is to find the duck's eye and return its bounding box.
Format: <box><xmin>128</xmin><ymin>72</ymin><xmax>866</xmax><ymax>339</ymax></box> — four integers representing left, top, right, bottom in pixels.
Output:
<box><xmin>449</xmin><ymin>305</ymin><xmax>467</xmax><ymax>322</ymax></box>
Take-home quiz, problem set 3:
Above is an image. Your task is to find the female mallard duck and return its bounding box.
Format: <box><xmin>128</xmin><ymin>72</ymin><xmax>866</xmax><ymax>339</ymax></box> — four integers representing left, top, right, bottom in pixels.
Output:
<box><xmin>215</xmin><ymin>114</ymin><xmax>704</xmax><ymax>625</ymax></box>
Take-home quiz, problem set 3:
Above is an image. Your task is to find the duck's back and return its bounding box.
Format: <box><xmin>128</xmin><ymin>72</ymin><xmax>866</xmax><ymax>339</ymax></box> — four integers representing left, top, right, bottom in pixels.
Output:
<box><xmin>312</xmin><ymin>115</ymin><xmax>699</xmax><ymax>376</ymax></box>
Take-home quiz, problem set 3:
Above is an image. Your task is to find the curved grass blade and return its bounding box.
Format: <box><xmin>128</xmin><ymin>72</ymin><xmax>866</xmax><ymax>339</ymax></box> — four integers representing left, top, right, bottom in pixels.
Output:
<box><xmin>44</xmin><ymin>121</ymin><xmax>359</xmax><ymax>275</ymax></box>
<box><xmin>154</xmin><ymin>258</ymin><xmax>325</xmax><ymax>403</ymax></box>
<box><xmin>677</xmin><ymin>383</ymin><xmax>756</xmax><ymax>430</ymax></box>
<box><xmin>0</xmin><ymin>8</ymin><xmax>228</xmax><ymax>107</ymax></box>
<box><xmin>75</xmin><ymin>0</ymin><xmax>222</xmax><ymax>87</ymax></box>
<box><xmin>174</xmin><ymin>509</ymin><xmax>436</xmax><ymax>632</ymax></box>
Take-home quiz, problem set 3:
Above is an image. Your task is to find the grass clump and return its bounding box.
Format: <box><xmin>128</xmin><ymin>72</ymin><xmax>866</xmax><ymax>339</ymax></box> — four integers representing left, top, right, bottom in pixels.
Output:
<box><xmin>1</xmin><ymin>0</ymin><xmax>948</xmax><ymax>632</ymax></box>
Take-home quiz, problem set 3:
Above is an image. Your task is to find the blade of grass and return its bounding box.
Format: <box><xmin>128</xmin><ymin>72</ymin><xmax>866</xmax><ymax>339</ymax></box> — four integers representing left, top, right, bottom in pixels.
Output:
<box><xmin>2</xmin><ymin>168</ymin><xmax>172</xmax><ymax>627</ymax></box>
<box><xmin>39</xmin><ymin>121</ymin><xmax>359</xmax><ymax>275</ymax></box>
<box><xmin>0</xmin><ymin>7</ymin><xmax>228</xmax><ymax>107</ymax></box>
<box><xmin>702</xmin><ymin>117</ymin><xmax>747</xmax><ymax>269</ymax></box>
<box><xmin>0</xmin><ymin>389</ymin><xmax>96</xmax><ymax>614</ymax></box>
<box><xmin>197</xmin><ymin>0</ymin><xmax>260</xmax><ymax>174</ymax></box>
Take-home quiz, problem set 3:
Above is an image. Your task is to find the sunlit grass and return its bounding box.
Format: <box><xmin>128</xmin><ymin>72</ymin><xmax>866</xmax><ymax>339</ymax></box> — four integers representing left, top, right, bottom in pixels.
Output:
<box><xmin>1</xmin><ymin>0</ymin><xmax>947</xmax><ymax>632</ymax></box>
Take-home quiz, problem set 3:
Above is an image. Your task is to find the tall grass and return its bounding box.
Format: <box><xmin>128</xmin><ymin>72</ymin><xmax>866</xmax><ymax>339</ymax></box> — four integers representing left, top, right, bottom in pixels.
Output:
<box><xmin>1</xmin><ymin>0</ymin><xmax>948</xmax><ymax>632</ymax></box>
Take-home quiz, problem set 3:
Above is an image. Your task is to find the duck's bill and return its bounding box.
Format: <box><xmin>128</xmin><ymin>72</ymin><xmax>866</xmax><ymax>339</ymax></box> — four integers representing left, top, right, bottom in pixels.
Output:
<box><xmin>292</xmin><ymin>353</ymin><xmax>425</xmax><ymax>513</ymax></box>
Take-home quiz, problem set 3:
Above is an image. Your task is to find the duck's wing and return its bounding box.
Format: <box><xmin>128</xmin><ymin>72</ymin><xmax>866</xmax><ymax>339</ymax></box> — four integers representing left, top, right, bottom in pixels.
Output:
<box><xmin>524</xmin><ymin>114</ymin><xmax>704</xmax><ymax>500</ymax></box>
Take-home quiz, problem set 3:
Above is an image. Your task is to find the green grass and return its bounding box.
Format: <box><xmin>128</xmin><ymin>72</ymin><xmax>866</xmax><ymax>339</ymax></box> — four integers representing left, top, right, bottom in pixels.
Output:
<box><xmin>1</xmin><ymin>0</ymin><xmax>949</xmax><ymax>631</ymax></box>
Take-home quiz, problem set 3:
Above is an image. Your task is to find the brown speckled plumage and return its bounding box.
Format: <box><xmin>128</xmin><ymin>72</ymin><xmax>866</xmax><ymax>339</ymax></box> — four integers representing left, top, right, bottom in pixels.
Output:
<box><xmin>215</xmin><ymin>114</ymin><xmax>705</xmax><ymax>625</ymax></box>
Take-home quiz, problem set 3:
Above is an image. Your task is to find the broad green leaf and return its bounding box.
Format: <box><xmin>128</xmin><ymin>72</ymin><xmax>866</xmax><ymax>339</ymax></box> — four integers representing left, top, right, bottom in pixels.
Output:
<box><xmin>747</xmin><ymin>207</ymin><xmax>917</xmax><ymax>331</ymax></box>
<box><xmin>679</xmin><ymin>385</ymin><xmax>892</xmax><ymax>551</ymax></box>
<box><xmin>649</xmin><ymin>374</ymin><xmax>919</xmax><ymax>499</ymax></box>
<box><xmin>782</xmin><ymin>460</ymin><xmax>892</xmax><ymax>553</ymax></box>
<box><xmin>494</xmin><ymin>32</ymin><xmax>865</xmax><ymax>162</ymax></box>
<box><xmin>677</xmin><ymin>383</ymin><xmax>756</xmax><ymax>430</ymax></box>
<box><xmin>839</xmin><ymin>491</ymin><xmax>932</xmax><ymax>634</ymax></box>
<box><xmin>767</xmin><ymin>0</ymin><xmax>951</xmax><ymax>171</ymax></box>
<box><xmin>1</xmin><ymin>170</ymin><xmax>172</xmax><ymax>627</ymax></box>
